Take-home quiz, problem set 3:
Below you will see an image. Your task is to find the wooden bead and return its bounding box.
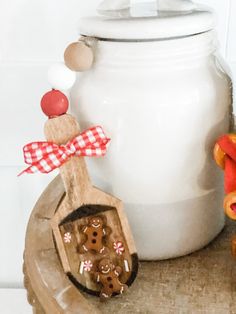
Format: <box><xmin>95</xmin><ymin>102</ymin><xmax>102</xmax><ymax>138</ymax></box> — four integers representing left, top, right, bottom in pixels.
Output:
<box><xmin>224</xmin><ymin>191</ymin><xmax>236</xmax><ymax>220</ymax></box>
<box><xmin>64</xmin><ymin>41</ymin><xmax>94</xmax><ymax>72</ymax></box>
<box><xmin>41</xmin><ymin>90</ymin><xmax>69</xmax><ymax>118</ymax></box>
<box><xmin>213</xmin><ymin>134</ymin><xmax>236</xmax><ymax>169</ymax></box>
<box><xmin>48</xmin><ymin>63</ymin><xmax>76</xmax><ymax>90</ymax></box>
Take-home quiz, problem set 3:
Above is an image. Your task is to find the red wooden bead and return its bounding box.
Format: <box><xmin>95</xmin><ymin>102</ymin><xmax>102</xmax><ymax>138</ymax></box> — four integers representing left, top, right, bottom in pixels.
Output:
<box><xmin>41</xmin><ymin>90</ymin><xmax>69</xmax><ymax>118</ymax></box>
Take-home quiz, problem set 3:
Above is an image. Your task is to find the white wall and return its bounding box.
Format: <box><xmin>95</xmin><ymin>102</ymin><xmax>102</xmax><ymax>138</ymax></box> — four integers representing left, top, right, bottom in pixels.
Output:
<box><xmin>0</xmin><ymin>0</ymin><xmax>235</xmax><ymax>288</ymax></box>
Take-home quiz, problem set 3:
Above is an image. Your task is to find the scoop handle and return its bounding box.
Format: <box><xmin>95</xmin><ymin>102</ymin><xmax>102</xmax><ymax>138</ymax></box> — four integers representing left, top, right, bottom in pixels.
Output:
<box><xmin>44</xmin><ymin>114</ymin><xmax>91</xmax><ymax>206</ymax></box>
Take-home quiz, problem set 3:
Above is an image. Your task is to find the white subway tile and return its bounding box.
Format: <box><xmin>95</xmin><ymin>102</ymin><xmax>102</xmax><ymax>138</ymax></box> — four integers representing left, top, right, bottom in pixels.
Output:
<box><xmin>0</xmin><ymin>64</ymin><xmax>48</xmax><ymax>107</ymax></box>
<box><xmin>0</xmin><ymin>97</ymin><xmax>47</xmax><ymax>166</ymax></box>
<box><xmin>0</xmin><ymin>0</ymin><xmax>101</xmax><ymax>62</ymax></box>
<box><xmin>0</xmin><ymin>64</ymin><xmax>73</xmax><ymax>166</ymax></box>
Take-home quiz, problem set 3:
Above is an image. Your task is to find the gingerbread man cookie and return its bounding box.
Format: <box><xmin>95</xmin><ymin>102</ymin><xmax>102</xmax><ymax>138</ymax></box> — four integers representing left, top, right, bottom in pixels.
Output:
<box><xmin>94</xmin><ymin>258</ymin><xmax>127</xmax><ymax>300</ymax></box>
<box><xmin>79</xmin><ymin>216</ymin><xmax>110</xmax><ymax>254</ymax></box>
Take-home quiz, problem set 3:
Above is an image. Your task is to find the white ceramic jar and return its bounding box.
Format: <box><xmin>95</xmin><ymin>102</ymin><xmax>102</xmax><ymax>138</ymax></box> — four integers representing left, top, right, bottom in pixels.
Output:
<box><xmin>72</xmin><ymin>8</ymin><xmax>232</xmax><ymax>260</ymax></box>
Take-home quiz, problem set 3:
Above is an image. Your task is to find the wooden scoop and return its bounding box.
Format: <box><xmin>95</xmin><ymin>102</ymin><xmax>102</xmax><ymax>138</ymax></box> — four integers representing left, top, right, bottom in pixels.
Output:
<box><xmin>44</xmin><ymin>113</ymin><xmax>138</xmax><ymax>297</ymax></box>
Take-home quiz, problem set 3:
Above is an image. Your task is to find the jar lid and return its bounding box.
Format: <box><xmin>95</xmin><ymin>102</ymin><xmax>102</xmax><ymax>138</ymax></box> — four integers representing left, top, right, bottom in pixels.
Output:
<box><xmin>79</xmin><ymin>8</ymin><xmax>215</xmax><ymax>41</ymax></box>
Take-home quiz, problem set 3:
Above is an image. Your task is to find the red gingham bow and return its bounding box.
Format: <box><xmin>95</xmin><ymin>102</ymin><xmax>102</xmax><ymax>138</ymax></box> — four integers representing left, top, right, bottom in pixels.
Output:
<box><xmin>18</xmin><ymin>126</ymin><xmax>110</xmax><ymax>176</ymax></box>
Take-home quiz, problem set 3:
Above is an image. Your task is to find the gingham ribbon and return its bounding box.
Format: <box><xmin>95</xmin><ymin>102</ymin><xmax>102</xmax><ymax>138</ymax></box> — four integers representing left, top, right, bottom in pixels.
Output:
<box><xmin>18</xmin><ymin>126</ymin><xmax>110</xmax><ymax>176</ymax></box>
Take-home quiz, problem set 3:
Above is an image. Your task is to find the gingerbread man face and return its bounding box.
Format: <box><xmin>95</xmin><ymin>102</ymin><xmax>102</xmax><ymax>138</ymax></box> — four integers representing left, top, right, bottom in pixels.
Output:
<box><xmin>89</xmin><ymin>216</ymin><xmax>103</xmax><ymax>229</ymax></box>
<box><xmin>98</xmin><ymin>258</ymin><xmax>114</xmax><ymax>274</ymax></box>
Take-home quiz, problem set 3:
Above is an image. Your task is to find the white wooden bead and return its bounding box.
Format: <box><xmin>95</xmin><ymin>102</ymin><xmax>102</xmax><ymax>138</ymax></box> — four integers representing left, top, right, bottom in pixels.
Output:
<box><xmin>47</xmin><ymin>63</ymin><xmax>76</xmax><ymax>90</ymax></box>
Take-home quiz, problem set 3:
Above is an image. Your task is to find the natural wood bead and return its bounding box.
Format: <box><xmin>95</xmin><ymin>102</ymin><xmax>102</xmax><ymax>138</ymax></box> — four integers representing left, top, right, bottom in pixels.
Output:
<box><xmin>213</xmin><ymin>134</ymin><xmax>236</xmax><ymax>169</ymax></box>
<box><xmin>224</xmin><ymin>191</ymin><xmax>236</xmax><ymax>220</ymax></box>
<box><xmin>64</xmin><ymin>41</ymin><xmax>94</xmax><ymax>72</ymax></box>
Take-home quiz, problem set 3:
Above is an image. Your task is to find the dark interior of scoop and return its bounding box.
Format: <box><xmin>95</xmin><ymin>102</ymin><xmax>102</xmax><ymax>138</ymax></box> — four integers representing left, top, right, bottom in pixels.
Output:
<box><xmin>59</xmin><ymin>204</ymin><xmax>115</xmax><ymax>226</ymax></box>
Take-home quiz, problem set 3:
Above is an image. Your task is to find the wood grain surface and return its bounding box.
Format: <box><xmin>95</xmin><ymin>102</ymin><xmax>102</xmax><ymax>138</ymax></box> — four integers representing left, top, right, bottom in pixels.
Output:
<box><xmin>24</xmin><ymin>175</ymin><xmax>236</xmax><ymax>313</ymax></box>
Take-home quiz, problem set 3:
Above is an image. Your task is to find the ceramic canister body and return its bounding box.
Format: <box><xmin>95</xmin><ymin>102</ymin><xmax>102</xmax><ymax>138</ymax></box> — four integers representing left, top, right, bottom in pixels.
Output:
<box><xmin>72</xmin><ymin>30</ymin><xmax>232</xmax><ymax>260</ymax></box>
